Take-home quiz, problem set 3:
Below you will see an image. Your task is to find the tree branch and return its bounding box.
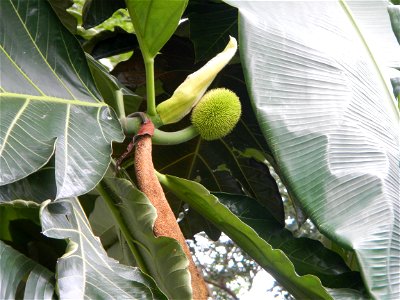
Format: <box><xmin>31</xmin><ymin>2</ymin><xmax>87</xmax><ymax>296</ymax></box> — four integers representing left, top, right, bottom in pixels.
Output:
<box><xmin>204</xmin><ymin>278</ymin><xmax>239</xmax><ymax>300</ymax></box>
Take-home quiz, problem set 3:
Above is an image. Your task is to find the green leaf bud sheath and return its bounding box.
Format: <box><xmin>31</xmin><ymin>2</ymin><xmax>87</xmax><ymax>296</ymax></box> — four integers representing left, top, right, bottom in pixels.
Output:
<box><xmin>156</xmin><ymin>36</ymin><xmax>238</xmax><ymax>125</ymax></box>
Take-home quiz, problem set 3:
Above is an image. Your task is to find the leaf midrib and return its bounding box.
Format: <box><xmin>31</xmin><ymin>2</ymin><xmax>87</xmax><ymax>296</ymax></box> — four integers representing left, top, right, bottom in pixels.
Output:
<box><xmin>7</xmin><ymin>0</ymin><xmax>77</xmax><ymax>99</ymax></box>
<box><xmin>0</xmin><ymin>93</ymin><xmax>106</xmax><ymax>107</ymax></box>
<box><xmin>340</xmin><ymin>0</ymin><xmax>399</xmax><ymax>116</ymax></box>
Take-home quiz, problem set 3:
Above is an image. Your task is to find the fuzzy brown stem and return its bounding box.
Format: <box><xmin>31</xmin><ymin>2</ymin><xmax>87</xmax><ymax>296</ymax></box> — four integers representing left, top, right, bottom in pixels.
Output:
<box><xmin>135</xmin><ymin>132</ymin><xmax>208</xmax><ymax>299</ymax></box>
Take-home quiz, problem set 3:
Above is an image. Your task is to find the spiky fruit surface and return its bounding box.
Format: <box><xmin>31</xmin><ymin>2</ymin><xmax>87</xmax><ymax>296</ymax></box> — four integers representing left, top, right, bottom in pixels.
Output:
<box><xmin>191</xmin><ymin>88</ymin><xmax>241</xmax><ymax>141</ymax></box>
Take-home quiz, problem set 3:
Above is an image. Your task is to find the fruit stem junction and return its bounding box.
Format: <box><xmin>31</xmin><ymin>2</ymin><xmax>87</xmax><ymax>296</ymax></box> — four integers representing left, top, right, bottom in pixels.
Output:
<box><xmin>121</xmin><ymin>115</ymin><xmax>199</xmax><ymax>145</ymax></box>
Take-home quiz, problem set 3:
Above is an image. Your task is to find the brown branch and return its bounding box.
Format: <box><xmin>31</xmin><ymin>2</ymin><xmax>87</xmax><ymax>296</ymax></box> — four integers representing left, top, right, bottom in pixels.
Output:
<box><xmin>204</xmin><ymin>278</ymin><xmax>239</xmax><ymax>300</ymax></box>
<box><xmin>134</xmin><ymin>120</ymin><xmax>208</xmax><ymax>299</ymax></box>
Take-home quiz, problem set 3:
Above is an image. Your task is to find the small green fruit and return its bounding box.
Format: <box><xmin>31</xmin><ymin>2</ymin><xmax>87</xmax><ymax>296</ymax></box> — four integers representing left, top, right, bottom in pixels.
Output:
<box><xmin>191</xmin><ymin>88</ymin><xmax>241</xmax><ymax>141</ymax></box>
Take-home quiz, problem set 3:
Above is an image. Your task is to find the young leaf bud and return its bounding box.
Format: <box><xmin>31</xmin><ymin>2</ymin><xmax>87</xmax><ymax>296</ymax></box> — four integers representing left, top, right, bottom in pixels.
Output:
<box><xmin>191</xmin><ymin>88</ymin><xmax>241</xmax><ymax>141</ymax></box>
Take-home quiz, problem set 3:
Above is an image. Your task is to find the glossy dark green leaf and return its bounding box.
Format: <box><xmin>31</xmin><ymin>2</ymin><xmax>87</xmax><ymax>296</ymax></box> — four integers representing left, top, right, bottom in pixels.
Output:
<box><xmin>82</xmin><ymin>0</ymin><xmax>125</xmax><ymax>29</ymax></box>
<box><xmin>187</xmin><ymin>1</ymin><xmax>238</xmax><ymax>62</ymax></box>
<box><xmin>227</xmin><ymin>0</ymin><xmax>400</xmax><ymax>298</ymax></box>
<box><xmin>0</xmin><ymin>200</ymin><xmax>41</xmax><ymax>242</ymax></box>
<box><xmin>79</xmin><ymin>189</ymin><xmax>136</xmax><ymax>266</ymax></box>
<box><xmin>391</xmin><ymin>77</ymin><xmax>400</xmax><ymax>99</ymax></box>
<box><xmin>40</xmin><ymin>197</ymin><xmax>166</xmax><ymax>299</ymax></box>
<box><xmin>179</xmin><ymin>204</ymin><xmax>222</xmax><ymax>241</ymax></box>
<box><xmin>157</xmin><ymin>174</ymin><xmax>333</xmax><ymax>299</ymax></box>
<box><xmin>388</xmin><ymin>5</ymin><xmax>400</xmax><ymax>43</ymax></box>
<box><xmin>0</xmin><ymin>0</ymin><xmax>124</xmax><ymax>198</ymax></box>
<box><xmin>0</xmin><ymin>240</ymin><xmax>55</xmax><ymax>300</ymax></box>
<box><xmin>83</xmin><ymin>28</ymin><xmax>138</xmax><ymax>59</ymax></box>
<box><xmin>0</xmin><ymin>162</ymin><xmax>56</xmax><ymax>203</ymax></box>
<box><xmin>214</xmin><ymin>193</ymin><xmax>364</xmax><ymax>291</ymax></box>
<box><xmin>97</xmin><ymin>177</ymin><xmax>192</xmax><ymax>299</ymax></box>
<box><xmin>48</xmin><ymin>0</ymin><xmax>76</xmax><ymax>33</ymax></box>
<box><xmin>83</xmin><ymin>193</ymin><xmax>136</xmax><ymax>266</ymax></box>
<box><xmin>0</xmin><ymin>201</ymin><xmax>60</xmax><ymax>297</ymax></box>
<box><xmin>0</xmin><ymin>201</ymin><xmax>67</xmax><ymax>278</ymax></box>
<box><xmin>86</xmin><ymin>55</ymin><xmax>143</xmax><ymax>115</ymax></box>
<box><xmin>125</xmin><ymin>0</ymin><xmax>188</xmax><ymax>58</ymax></box>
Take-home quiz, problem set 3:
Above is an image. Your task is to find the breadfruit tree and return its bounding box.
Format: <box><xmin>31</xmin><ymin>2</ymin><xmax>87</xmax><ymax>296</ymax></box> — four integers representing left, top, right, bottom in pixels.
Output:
<box><xmin>1</xmin><ymin>0</ymin><xmax>399</xmax><ymax>299</ymax></box>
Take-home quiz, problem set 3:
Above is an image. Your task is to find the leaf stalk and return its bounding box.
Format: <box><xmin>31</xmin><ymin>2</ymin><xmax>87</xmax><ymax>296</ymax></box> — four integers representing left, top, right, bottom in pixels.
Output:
<box><xmin>144</xmin><ymin>58</ymin><xmax>157</xmax><ymax>116</ymax></box>
<box><xmin>114</xmin><ymin>89</ymin><xmax>125</xmax><ymax>119</ymax></box>
<box><xmin>96</xmin><ymin>180</ymin><xmax>150</xmax><ymax>275</ymax></box>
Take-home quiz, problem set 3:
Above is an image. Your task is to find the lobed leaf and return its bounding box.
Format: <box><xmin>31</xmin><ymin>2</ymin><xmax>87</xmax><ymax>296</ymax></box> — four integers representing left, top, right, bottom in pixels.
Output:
<box><xmin>98</xmin><ymin>176</ymin><xmax>193</xmax><ymax>299</ymax></box>
<box><xmin>0</xmin><ymin>200</ymin><xmax>41</xmax><ymax>242</ymax></box>
<box><xmin>0</xmin><ymin>0</ymin><xmax>124</xmax><ymax>199</ymax></box>
<box><xmin>40</xmin><ymin>197</ymin><xmax>166</xmax><ymax>300</ymax></box>
<box><xmin>0</xmin><ymin>163</ymin><xmax>56</xmax><ymax>203</ymax></box>
<box><xmin>0</xmin><ymin>240</ymin><xmax>55</xmax><ymax>300</ymax></box>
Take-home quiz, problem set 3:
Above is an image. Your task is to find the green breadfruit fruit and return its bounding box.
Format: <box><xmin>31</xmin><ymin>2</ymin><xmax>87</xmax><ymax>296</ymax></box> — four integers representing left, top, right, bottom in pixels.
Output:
<box><xmin>191</xmin><ymin>88</ymin><xmax>241</xmax><ymax>141</ymax></box>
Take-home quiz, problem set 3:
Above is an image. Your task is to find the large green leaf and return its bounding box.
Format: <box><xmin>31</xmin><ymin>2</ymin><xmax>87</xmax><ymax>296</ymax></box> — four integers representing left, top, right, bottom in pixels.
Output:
<box><xmin>186</xmin><ymin>0</ymin><xmax>238</xmax><ymax>62</ymax></box>
<box><xmin>97</xmin><ymin>176</ymin><xmax>192</xmax><ymax>300</ymax></box>
<box><xmin>157</xmin><ymin>173</ymin><xmax>335</xmax><ymax>299</ymax></box>
<box><xmin>0</xmin><ymin>200</ymin><xmax>41</xmax><ymax>242</ymax></box>
<box><xmin>0</xmin><ymin>240</ymin><xmax>55</xmax><ymax>299</ymax></box>
<box><xmin>83</xmin><ymin>28</ymin><xmax>138</xmax><ymax>59</ymax></box>
<box><xmin>0</xmin><ymin>162</ymin><xmax>56</xmax><ymax>203</ymax></box>
<box><xmin>388</xmin><ymin>4</ymin><xmax>400</xmax><ymax>43</ymax></box>
<box><xmin>0</xmin><ymin>0</ymin><xmax>124</xmax><ymax>199</ymax></box>
<box><xmin>214</xmin><ymin>193</ymin><xmax>364</xmax><ymax>291</ymax></box>
<box><xmin>40</xmin><ymin>197</ymin><xmax>166</xmax><ymax>299</ymax></box>
<box><xmin>82</xmin><ymin>0</ymin><xmax>126</xmax><ymax>29</ymax></box>
<box><xmin>125</xmin><ymin>0</ymin><xmax>188</xmax><ymax>59</ymax></box>
<box><xmin>86</xmin><ymin>54</ymin><xmax>143</xmax><ymax>115</ymax></box>
<box><xmin>0</xmin><ymin>200</ymin><xmax>67</xmax><ymax>274</ymax></box>
<box><xmin>226</xmin><ymin>1</ymin><xmax>400</xmax><ymax>298</ymax></box>
<box><xmin>83</xmin><ymin>191</ymin><xmax>136</xmax><ymax>266</ymax></box>
<box><xmin>47</xmin><ymin>0</ymin><xmax>76</xmax><ymax>33</ymax></box>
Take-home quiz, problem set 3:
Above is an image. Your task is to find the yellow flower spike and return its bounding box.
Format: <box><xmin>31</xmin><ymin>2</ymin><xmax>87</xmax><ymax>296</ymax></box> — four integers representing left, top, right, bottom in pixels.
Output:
<box><xmin>156</xmin><ymin>36</ymin><xmax>238</xmax><ymax>125</ymax></box>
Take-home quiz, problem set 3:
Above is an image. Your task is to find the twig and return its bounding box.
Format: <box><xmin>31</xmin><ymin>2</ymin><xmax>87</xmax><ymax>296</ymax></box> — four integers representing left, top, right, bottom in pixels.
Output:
<box><xmin>204</xmin><ymin>278</ymin><xmax>239</xmax><ymax>300</ymax></box>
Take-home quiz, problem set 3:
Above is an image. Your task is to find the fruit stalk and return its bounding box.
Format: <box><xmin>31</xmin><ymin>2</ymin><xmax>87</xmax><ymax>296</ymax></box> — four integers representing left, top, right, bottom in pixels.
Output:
<box><xmin>122</xmin><ymin>115</ymin><xmax>199</xmax><ymax>145</ymax></box>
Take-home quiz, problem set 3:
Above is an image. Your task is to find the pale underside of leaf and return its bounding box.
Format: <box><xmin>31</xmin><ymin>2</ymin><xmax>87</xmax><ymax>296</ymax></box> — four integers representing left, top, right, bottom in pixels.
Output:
<box><xmin>226</xmin><ymin>0</ymin><xmax>400</xmax><ymax>298</ymax></box>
